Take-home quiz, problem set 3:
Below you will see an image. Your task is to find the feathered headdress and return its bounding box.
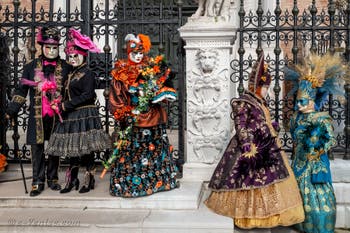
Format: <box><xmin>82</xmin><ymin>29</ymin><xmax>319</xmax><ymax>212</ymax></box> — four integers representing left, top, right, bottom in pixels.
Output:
<box><xmin>284</xmin><ymin>53</ymin><xmax>345</xmax><ymax>111</ymax></box>
<box><xmin>65</xmin><ymin>29</ymin><xmax>100</xmax><ymax>56</ymax></box>
<box><xmin>125</xmin><ymin>33</ymin><xmax>151</xmax><ymax>54</ymax></box>
<box><xmin>37</xmin><ymin>27</ymin><xmax>60</xmax><ymax>45</ymax></box>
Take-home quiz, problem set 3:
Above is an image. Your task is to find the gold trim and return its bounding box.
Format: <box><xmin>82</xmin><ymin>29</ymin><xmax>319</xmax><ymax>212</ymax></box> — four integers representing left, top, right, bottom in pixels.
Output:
<box><xmin>75</xmin><ymin>105</ymin><xmax>97</xmax><ymax>110</ymax></box>
<box><xmin>12</xmin><ymin>95</ymin><xmax>26</xmax><ymax>104</ymax></box>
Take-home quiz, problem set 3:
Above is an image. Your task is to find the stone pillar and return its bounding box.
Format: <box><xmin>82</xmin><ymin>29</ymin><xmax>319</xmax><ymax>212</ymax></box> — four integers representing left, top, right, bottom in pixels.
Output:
<box><xmin>179</xmin><ymin>1</ymin><xmax>237</xmax><ymax>181</ymax></box>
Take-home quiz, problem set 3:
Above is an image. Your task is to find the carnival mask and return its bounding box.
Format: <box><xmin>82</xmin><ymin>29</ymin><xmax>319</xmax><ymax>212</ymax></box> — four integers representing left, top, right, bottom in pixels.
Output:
<box><xmin>259</xmin><ymin>85</ymin><xmax>269</xmax><ymax>98</ymax></box>
<box><xmin>128</xmin><ymin>51</ymin><xmax>144</xmax><ymax>64</ymax></box>
<box><xmin>43</xmin><ymin>44</ymin><xmax>59</xmax><ymax>59</ymax></box>
<box><xmin>297</xmin><ymin>98</ymin><xmax>315</xmax><ymax>113</ymax></box>
<box><xmin>68</xmin><ymin>53</ymin><xmax>84</xmax><ymax>67</ymax></box>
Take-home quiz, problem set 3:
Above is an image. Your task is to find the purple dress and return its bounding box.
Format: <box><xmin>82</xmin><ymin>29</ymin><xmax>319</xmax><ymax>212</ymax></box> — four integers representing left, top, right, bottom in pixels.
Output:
<box><xmin>205</xmin><ymin>90</ymin><xmax>304</xmax><ymax>229</ymax></box>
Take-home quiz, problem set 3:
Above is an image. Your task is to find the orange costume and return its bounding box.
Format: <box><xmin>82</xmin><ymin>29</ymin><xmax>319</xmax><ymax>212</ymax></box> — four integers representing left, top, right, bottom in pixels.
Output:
<box><xmin>109</xmin><ymin>58</ymin><xmax>168</xmax><ymax>128</ymax></box>
<box><xmin>108</xmin><ymin>34</ymin><xmax>178</xmax><ymax>198</ymax></box>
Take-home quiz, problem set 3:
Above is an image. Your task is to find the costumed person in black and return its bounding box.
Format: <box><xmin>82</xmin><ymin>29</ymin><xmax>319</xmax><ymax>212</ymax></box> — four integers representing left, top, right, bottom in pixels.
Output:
<box><xmin>107</xmin><ymin>33</ymin><xmax>178</xmax><ymax>197</ymax></box>
<box><xmin>6</xmin><ymin>27</ymin><xmax>70</xmax><ymax>196</ymax></box>
<box><xmin>45</xmin><ymin>28</ymin><xmax>111</xmax><ymax>194</ymax></box>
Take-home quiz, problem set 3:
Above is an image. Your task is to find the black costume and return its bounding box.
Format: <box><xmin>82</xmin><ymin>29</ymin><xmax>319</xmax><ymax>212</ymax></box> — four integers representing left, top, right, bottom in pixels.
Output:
<box><xmin>45</xmin><ymin>29</ymin><xmax>111</xmax><ymax>194</ymax></box>
<box><xmin>6</xmin><ymin>57</ymin><xmax>70</xmax><ymax>196</ymax></box>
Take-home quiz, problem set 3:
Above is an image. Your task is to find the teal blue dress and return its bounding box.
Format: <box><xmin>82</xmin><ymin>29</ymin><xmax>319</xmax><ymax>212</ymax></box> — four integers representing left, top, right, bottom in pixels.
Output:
<box><xmin>290</xmin><ymin>111</ymin><xmax>336</xmax><ymax>233</ymax></box>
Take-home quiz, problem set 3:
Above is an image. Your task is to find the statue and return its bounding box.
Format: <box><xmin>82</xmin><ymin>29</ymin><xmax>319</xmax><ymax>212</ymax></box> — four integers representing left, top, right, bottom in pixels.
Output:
<box><xmin>192</xmin><ymin>0</ymin><xmax>230</xmax><ymax>18</ymax></box>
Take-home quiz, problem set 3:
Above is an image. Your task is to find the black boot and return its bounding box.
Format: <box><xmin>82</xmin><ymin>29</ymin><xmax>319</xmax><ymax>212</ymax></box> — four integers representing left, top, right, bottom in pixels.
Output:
<box><xmin>30</xmin><ymin>184</ymin><xmax>45</xmax><ymax>197</ymax></box>
<box><xmin>60</xmin><ymin>166</ymin><xmax>79</xmax><ymax>194</ymax></box>
<box><xmin>79</xmin><ymin>169</ymin><xmax>95</xmax><ymax>193</ymax></box>
<box><xmin>47</xmin><ymin>179</ymin><xmax>61</xmax><ymax>191</ymax></box>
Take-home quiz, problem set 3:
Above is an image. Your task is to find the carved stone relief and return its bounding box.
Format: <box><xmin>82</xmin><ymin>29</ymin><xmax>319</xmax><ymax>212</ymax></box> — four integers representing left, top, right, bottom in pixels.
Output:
<box><xmin>190</xmin><ymin>133</ymin><xmax>229</xmax><ymax>164</ymax></box>
<box><xmin>187</xmin><ymin>48</ymin><xmax>230</xmax><ymax>163</ymax></box>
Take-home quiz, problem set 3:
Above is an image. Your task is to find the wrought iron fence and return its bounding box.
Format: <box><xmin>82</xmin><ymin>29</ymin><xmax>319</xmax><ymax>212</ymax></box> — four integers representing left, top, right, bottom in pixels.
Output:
<box><xmin>231</xmin><ymin>0</ymin><xmax>350</xmax><ymax>159</ymax></box>
<box><xmin>0</xmin><ymin>0</ymin><xmax>196</xmax><ymax>172</ymax></box>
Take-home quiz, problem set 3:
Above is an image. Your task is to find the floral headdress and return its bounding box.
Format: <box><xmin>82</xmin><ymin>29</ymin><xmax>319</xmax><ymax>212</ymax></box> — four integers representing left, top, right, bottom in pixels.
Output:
<box><xmin>65</xmin><ymin>29</ymin><xmax>100</xmax><ymax>56</ymax></box>
<box><xmin>248</xmin><ymin>52</ymin><xmax>271</xmax><ymax>93</ymax></box>
<box><xmin>284</xmin><ymin>52</ymin><xmax>346</xmax><ymax>111</ymax></box>
<box><xmin>125</xmin><ymin>34</ymin><xmax>151</xmax><ymax>54</ymax></box>
<box><xmin>37</xmin><ymin>27</ymin><xmax>61</xmax><ymax>45</ymax></box>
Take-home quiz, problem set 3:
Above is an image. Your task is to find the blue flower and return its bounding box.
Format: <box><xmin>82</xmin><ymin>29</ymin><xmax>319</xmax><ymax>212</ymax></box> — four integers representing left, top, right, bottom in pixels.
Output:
<box><xmin>132</xmin><ymin>176</ymin><xmax>141</xmax><ymax>185</ymax></box>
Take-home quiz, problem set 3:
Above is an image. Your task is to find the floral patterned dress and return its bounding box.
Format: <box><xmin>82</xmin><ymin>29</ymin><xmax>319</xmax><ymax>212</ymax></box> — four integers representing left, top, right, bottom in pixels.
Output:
<box><xmin>205</xmin><ymin>90</ymin><xmax>305</xmax><ymax>229</ymax></box>
<box><xmin>290</xmin><ymin>111</ymin><xmax>336</xmax><ymax>233</ymax></box>
<box><xmin>108</xmin><ymin>59</ymin><xmax>178</xmax><ymax>197</ymax></box>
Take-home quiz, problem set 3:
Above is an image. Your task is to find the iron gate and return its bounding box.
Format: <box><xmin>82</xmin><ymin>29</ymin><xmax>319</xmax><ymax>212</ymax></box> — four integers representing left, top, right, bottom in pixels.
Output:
<box><xmin>232</xmin><ymin>0</ymin><xmax>350</xmax><ymax>159</ymax></box>
<box><xmin>0</xmin><ymin>0</ymin><xmax>197</xmax><ymax>173</ymax></box>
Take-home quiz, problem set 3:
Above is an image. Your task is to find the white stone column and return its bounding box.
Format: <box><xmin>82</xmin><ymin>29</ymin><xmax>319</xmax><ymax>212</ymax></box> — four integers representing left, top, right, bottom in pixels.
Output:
<box><xmin>179</xmin><ymin>14</ymin><xmax>236</xmax><ymax>181</ymax></box>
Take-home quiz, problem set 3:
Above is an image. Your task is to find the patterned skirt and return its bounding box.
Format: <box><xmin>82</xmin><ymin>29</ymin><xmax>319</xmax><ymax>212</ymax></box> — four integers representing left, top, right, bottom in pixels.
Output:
<box><xmin>109</xmin><ymin>124</ymin><xmax>178</xmax><ymax>197</ymax></box>
<box><xmin>205</xmin><ymin>150</ymin><xmax>305</xmax><ymax>229</ymax></box>
<box><xmin>294</xmin><ymin>162</ymin><xmax>336</xmax><ymax>233</ymax></box>
<box><xmin>45</xmin><ymin>105</ymin><xmax>111</xmax><ymax>157</ymax></box>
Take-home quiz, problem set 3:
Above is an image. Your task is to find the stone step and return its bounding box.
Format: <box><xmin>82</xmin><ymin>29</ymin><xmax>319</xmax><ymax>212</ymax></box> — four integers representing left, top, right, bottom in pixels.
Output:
<box><xmin>1</xmin><ymin>162</ymin><xmax>350</xmax><ymax>232</ymax></box>
<box><xmin>0</xmin><ymin>205</ymin><xmax>305</xmax><ymax>233</ymax></box>
<box><xmin>0</xmin><ymin>177</ymin><xmax>203</xmax><ymax>210</ymax></box>
<box><xmin>0</xmin><ymin>202</ymin><xmax>348</xmax><ymax>233</ymax></box>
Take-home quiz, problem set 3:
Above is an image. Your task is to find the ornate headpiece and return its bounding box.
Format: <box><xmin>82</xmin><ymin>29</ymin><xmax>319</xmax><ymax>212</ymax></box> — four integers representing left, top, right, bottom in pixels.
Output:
<box><xmin>284</xmin><ymin>53</ymin><xmax>346</xmax><ymax>111</ymax></box>
<box><xmin>37</xmin><ymin>27</ymin><xmax>60</xmax><ymax>45</ymax></box>
<box><xmin>65</xmin><ymin>29</ymin><xmax>100</xmax><ymax>56</ymax></box>
<box><xmin>248</xmin><ymin>52</ymin><xmax>271</xmax><ymax>93</ymax></box>
<box><xmin>125</xmin><ymin>34</ymin><xmax>151</xmax><ymax>54</ymax></box>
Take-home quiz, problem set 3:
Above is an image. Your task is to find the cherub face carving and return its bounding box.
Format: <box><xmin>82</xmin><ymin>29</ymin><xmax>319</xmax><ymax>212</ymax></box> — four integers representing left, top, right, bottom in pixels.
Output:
<box><xmin>197</xmin><ymin>49</ymin><xmax>218</xmax><ymax>74</ymax></box>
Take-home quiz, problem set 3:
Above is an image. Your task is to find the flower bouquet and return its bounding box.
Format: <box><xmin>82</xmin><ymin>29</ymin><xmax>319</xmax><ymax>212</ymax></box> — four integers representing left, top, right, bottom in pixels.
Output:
<box><xmin>129</xmin><ymin>54</ymin><xmax>177</xmax><ymax>115</ymax></box>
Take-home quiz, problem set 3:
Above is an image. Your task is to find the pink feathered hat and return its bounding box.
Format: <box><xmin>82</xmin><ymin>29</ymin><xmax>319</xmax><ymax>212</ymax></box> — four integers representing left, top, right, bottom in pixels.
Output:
<box><xmin>65</xmin><ymin>29</ymin><xmax>100</xmax><ymax>56</ymax></box>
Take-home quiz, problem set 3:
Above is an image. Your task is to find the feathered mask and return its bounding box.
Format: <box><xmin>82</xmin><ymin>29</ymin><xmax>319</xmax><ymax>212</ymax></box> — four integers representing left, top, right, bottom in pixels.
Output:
<box><xmin>284</xmin><ymin>53</ymin><xmax>345</xmax><ymax>111</ymax></box>
<box><xmin>125</xmin><ymin>33</ymin><xmax>151</xmax><ymax>54</ymax></box>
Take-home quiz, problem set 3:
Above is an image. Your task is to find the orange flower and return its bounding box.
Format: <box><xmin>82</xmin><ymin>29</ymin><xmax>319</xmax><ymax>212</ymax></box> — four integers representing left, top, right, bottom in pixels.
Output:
<box><xmin>113</xmin><ymin>106</ymin><xmax>133</xmax><ymax>121</ymax></box>
<box><xmin>149</xmin><ymin>143</ymin><xmax>155</xmax><ymax>151</ymax></box>
<box><xmin>119</xmin><ymin>157</ymin><xmax>125</xmax><ymax>163</ymax></box>
<box><xmin>0</xmin><ymin>154</ymin><xmax>7</xmax><ymax>173</ymax></box>
<box><xmin>156</xmin><ymin>76</ymin><xmax>166</xmax><ymax>85</ymax></box>
<box><xmin>153</xmin><ymin>65</ymin><xmax>160</xmax><ymax>74</ymax></box>
<box><xmin>155</xmin><ymin>180</ymin><xmax>163</xmax><ymax>188</ymax></box>
<box><xmin>154</xmin><ymin>55</ymin><xmax>163</xmax><ymax>64</ymax></box>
